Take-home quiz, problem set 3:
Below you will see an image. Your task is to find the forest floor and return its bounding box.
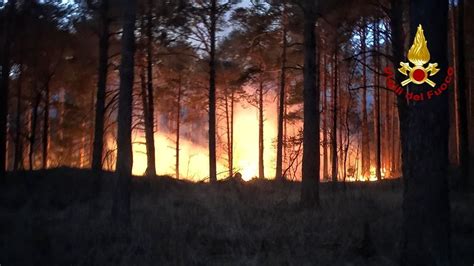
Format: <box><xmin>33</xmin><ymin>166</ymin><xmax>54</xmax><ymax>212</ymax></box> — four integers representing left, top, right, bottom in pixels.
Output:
<box><xmin>1</xmin><ymin>168</ymin><xmax>473</xmax><ymax>266</ymax></box>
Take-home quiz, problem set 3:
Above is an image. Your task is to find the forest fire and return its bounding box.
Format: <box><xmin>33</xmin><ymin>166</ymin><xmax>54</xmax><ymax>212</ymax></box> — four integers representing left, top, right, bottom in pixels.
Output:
<box><xmin>1</xmin><ymin>2</ymin><xmax>406</xmax><ymax>185</ymax></box>
<box><xmin>129</xmin><ymin>90</ymin><xmax>396</xmax><ymax>183</ymax></box>
<box><xmin>131</xmin><ymin>95</ymin><xmax>278</xmax><ymax>182</ymax></box>
<box><xmin>345</xmin><ymin>166</ymin><xmax>388</xmax><ymax>182</ymax></box>
<box><xmin>2</xmin><ymin>0</ymin><xmax>472</xmax><ymax>265</ymax></box>
<box><xmin>100</xmin><ymin>88</ymin><xmax>398</xmax><ymax>183</ymax></box>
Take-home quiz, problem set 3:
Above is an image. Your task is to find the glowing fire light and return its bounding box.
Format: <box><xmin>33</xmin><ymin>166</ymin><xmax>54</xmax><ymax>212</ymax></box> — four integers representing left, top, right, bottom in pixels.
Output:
<box><xmin>345</xmin><ymin>166</ymin><xmax>388</xmax><ymax>182</ymax></box>
<box><xmin>130</xmin><ymin>90</ymin><xmax>278</xmax><ymax>181</ymax></box>
<box><xmin>104</xmin><ymin>87</ymin><xmax>394</xmax><ymax>183</ymax></box>
<box><xmin>238</xmin><ymin>160</ymin><xmax>257</xmax><ymax>181</ymax></box>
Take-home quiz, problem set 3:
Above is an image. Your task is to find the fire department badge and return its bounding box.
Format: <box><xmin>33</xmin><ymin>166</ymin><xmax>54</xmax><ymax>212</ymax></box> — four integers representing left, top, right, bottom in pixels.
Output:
<box><xmin>398</xmin><ymin>25</ymin><xmax>439</xmax><ymax>87</ymax></box>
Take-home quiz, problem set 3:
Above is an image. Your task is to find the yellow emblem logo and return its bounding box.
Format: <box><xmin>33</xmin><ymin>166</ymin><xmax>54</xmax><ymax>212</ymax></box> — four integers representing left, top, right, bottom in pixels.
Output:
<box><xmin>398</xmin><ymin>25</ymin><xmax>439</xmax><ymax>87</ymax></box>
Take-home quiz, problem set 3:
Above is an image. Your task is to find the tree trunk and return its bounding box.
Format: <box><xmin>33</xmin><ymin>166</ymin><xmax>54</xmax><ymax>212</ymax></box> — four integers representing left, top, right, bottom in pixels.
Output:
<box><xmin>92</xmin><ymin>0</ymin><xmax>109</xmax><ymax>172</ymax></box>
<box><xmin>338</xmin><ymin>82</ymin><xmax>343</xmax><ymax>180</ymax></box>
<box><xmin>361</xmin><ymin>20</ymin><xmax>370</xmax><ymax>178</ymax></box>
<box><xmin>389</xmin><ymin>0</ymin><xmax>406</xmax><ymax>178</ymax></box>
<box><xmin>400</xmin><ymin>0</ymin><xmax>451</xmax><ymax>264</ymax></box>
<box><xmin>449</xmin><ymin>1</ymin><xmax>460</xmax><ymax>165</ymax></box>
<box><xmin>80</xmin><ymin>123</ymin><xmax>87</xmax><ymax>168</ymax></box>
<box><xmin>284</xmin><ymin>91</ymin><xmax>287</xmax><ymax>169</ymax></box>
<box><xmin>224</xmin><ymin>87</ymin><xmax>233</xmax><ymax>178</ymax></box>
<box><xmin>275</xmin><ymin>5</ymin><xmax>287</xmax><ymax>181</ymax></box>
<box><xmin>390</xmin><ymin>96</ymin><xmax>396</xmax><ymax>173</ymax></box>
<box><xmin>322</xmin><ymin>53</ymin><xmax>328</xmax><ymax>181</ymax></box>
<box><xmin>42</xmin><ymin>80</ymin><xmax>50</xmax><ymax>169</ymax></box>
<box><xmin>258</xmin><ymin>80</ymin><xmax>265</xmax><ymax>179</ymax></box>
<box><xmin>374</xmin><ymin>19</ymin><xmax>381</xmax><ymax>180</ymax></box>
<box><xmin>331</xmin><ymin>48</ymin><xmax>338</xmax><ymax>185</ymax></box>
<box><xmin>343</xmin><ymin>91</ymin><xmax>351</xmax><ymax>189</ymax></box>
<box><xmin>58</xmin><ymin>89</ymin><xmax>66</xmax><ymax>163</ymax></box>
<box><xmin>176</xmin><ymin>77</ymin><xmax>182</xmax><ymax>179</ymax></box>
<box><xmin>0</xmin><ymin>0</ymin><xmax>15</xmax><ymax>180</ymax></box>
<box><xmin>14</xmin><ymin>60</ymin><xmax>24</xmax><ymax>171</ymax></box>
<box><xmin>456</xmin><ymin>0</ymin><xmax>470</xmax><ymax>188</ymax></box>
<box><xmin>29</xmin><ymin>93</ymin><xmax>42</xmax><ymax>170</ymax></box>
<box><xmin>300</xmin><ymin>0</ymin><xmax>319</xmax><ymax>207</ymax></box>
<box><xmin>391</xmin><ymin>97</ymin><xmax>398</xmax><ymax>175</ymax></box>
<box><xmin>230</xmin><ymin>89</ymin><xmax>234</xmax><ymax>177</ymax></box>
<box><xmin>384</xmin><ymin>43</ymin><xmax>391</xmax><ymax>173</ymax></box>
<box><xmin>144</xmin><ymin>0</ymin><xmax>156</xmax><ymax>177</ymax></box>
<box><xmin>208</xmin><ymin>0</ymin><xmax>217</xmax><ymax>183</ymax></box>
<box><xmin>112</xmin><ymin>0</ymin><xmax>136</xmax><ymax>226</ymax></box>
<box><xmin>140</xmin><ymin>66</ymin><xmax>149</xmax><ymax>170</ymax></box>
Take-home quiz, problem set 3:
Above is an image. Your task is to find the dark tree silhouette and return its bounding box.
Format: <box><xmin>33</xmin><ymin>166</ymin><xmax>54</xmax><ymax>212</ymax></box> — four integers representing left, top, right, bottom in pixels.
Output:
<box><xmin>331</xmin><ymin>43</ymin><xmax>338</xmax><ymax>186</ymax></box>
<box><xmin>456</xmin><ymin>0</ymin><xmax>470</xmax><ymax>188</ymax></box>
<box><xmin>322</xmin><ymin>50</ymin><xmax>329</xmax><ymax>181</ymax></box>
<box><xmin>275</xmin><ymin>3</ymin><xmax>288</xmax><ymax>181</ymax></box>
<box><xmin>208</xmin><ymin>0</ymin><xmax>217</xmax><ymax>183</ymax></box>
<box><xmin>42</xmin><ymin>77</ymin><xmax>50</xmax><ymax>169</ymax></box>
<box><xmin>175</xmin><ymin>76</ymin><xmax>182</xmax><ymax>179</ymax></box>
<box><xmin>143</xmin><ymin>0</ymin><xmax>156</xmax><ymax>177</ymax></box>
<box><xmin>373</xmin><ymin>19</ymin><xmax>381</xmax><ymax>181</ymax></box>
<box><xmin>0</xmin><ymin>0</ymin><xmax>15</xmax><ymax>180</ymax></box>
<box><xmin>300</xmin><ymin>0</ymin><xmax>319</xmax><ymax>207</ymax></box>
<box><xmin>13</xmin><ymin>58</ymin><xmax>24</xmax><ymax>171</ymax></box>
<box><xmin>91</xmin><ymin>0</ymin><xmax>110</xmax><ymax>173</ymax></box>
<box><xmin>258</xmin><ymin>80</ymin><xmax>265</xmax><ymax>179</ymax></box>
<box><xmin>400</xmin><ymin>0</ymin><xmax>451</xmax><ymax>264</ymax></box>
<box><xmin>360</xmin><ymin>19</ymin><xmax>370</xmax><ymax>178</ymax></box>
<box><xmin>112</xmin><ymin>0</ymin><xmax>137</xmax><ymax>226</ymax></box>
<box><xmin>390</xmin><ymin>0</ymin><xmax>407</xmax><ymax>179</ymax></box>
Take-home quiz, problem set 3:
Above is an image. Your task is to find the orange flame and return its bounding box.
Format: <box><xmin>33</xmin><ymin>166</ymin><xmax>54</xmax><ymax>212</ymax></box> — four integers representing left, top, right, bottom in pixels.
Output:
<box><xmin>102</xmin><ymin>88</ymin><xmax>395</xmax><ymax>183</ymax></box>
<box><xmin>131</xmin><ymin>89</ymin><xmax>278</xmax><ymax>182</ymax></box>
<box><xmin>407</xmin><ymin>25</ymin><xmax>430</xmax><ymax>66</ymax></box>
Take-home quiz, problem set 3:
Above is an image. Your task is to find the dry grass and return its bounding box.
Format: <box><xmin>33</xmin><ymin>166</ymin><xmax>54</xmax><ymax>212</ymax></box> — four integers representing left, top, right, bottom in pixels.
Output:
<box><xmin>1</xmin><ymin>167</ymin><xmax>473</xmax><ymax>265</ymax></box>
